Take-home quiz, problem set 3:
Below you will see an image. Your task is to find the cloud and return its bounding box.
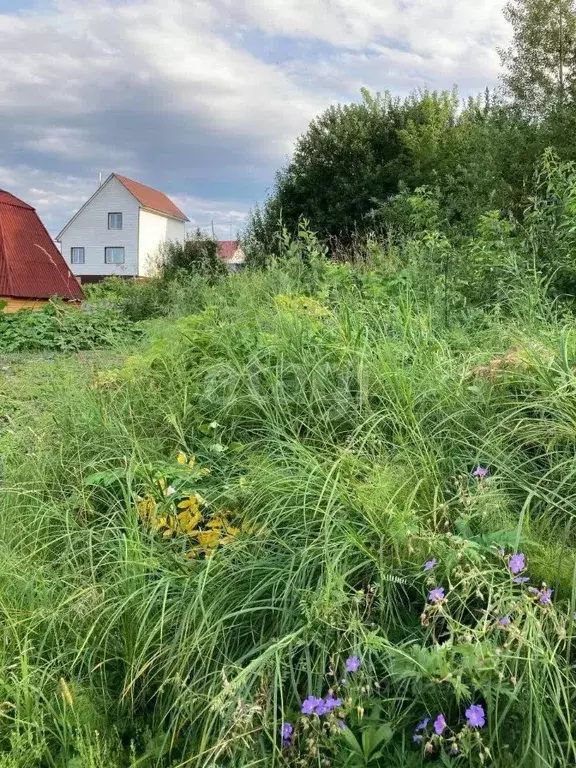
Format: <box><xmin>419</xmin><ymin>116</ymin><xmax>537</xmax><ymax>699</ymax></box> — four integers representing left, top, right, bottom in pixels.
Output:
<box><xmin>0</xmin><ymin>0</ymin><xmax>510</xmax><ymax>236</ymax></box>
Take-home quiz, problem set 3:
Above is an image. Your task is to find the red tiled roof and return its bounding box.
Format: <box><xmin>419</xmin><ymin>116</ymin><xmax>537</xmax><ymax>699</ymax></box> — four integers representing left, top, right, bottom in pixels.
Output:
<box><xmin>217</xmin><ymin>240</ymin><xmax>244</xmax><ymax>263</ymax></box>
<box><xmin>0</xmin><ymin>191</ymin><xmax>84</xmax><ymax>300</ymax></box>
<box><xmin>114</xmin><ymin>174</ymin><xmax>189</xmax><ymax>221</ymax></box>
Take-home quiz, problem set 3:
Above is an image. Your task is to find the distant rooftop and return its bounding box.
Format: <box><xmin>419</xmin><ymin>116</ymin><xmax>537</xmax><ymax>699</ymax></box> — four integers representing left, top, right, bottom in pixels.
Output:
<box><xmin>217</xmin><ymin>240</ymin><xmax>244</xmax><ymax>264</ymax></box>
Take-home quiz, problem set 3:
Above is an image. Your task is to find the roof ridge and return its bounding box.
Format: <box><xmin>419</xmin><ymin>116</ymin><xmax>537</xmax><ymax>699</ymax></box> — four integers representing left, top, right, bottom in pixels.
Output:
<box><xmin>0</xmin><ymin>192</ymin><xmax>83</xmax><ymax>300</ymax></box>
<box><xmin>113</xmin><ymin>173</ymin><xmax>189</xmax><ymax>221</ymax></box>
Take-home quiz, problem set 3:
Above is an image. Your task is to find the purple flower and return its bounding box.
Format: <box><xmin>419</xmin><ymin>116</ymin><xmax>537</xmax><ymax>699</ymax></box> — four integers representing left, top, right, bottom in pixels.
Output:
<box><xmin>415</xmin><ymin>718</ymin><xmax>430</xmax><ymax>733</ymax></box>
<box><xmin>428</xmin><ymin>587</ymin><xmax>445</xmax><ymax>604</ymax></box>
<box><xmin>345</xmin><ymin>656</ymin><xmax>361</xmax><ymax>673</ymax></box>
<box><xmin>424</xmin><ymin>559</ymin><xmax>437</xmax><ymax>571</ymax></box>
<box><xmin>513</xmin><ymin>576</ymin><xmax>530</xmax><ymax>584</ymax></box>
<box><xmin>337</xmin><ymin>719</ymin><xmax>346</xmax><ymax>730</ymax></box>
<box><xmin>280</xmin><ymin>722</ymin><xmax>293</xmax><ymax>749</ymax></box>
<box><xmin>528</xmin><ymin>587</ymin><xmax>539</xmax><ymax>595</ymax></box>
<box><xmin>434</xmin><ymin>713</ymin><xmax>447</xmax><ymax>735</ymax></box>
<box><xmin>508</xmin><ymin>553</ymin><xmax>526</xmax><ymax>575</ymax></box>
<box><xmin>301</xmin><ymin>696</ymin><xmax>323</xmax><ymax>715</ymax></box>
<box><xmin>472</xmin><ymin>466</ymin><xmax>489</xmax><ymax>479</ymax></box>
<box><xmin>499</xmin><ymin>616</ymin><xmax>511</xmax><ymax>627</ymax></box>
<box><xmin>465</xmin><ymin>704</ymin><xmax>485</xmax><ymax>728</ymax></box>
<box><xmin>317</xmin><ymin>695</ymin><xmax>342</xmax><ymax>715</ymax></box>
<box><xmin>280</xmin><ymin>722</ymin><xmax>293</xmax><ymax>747</ymax></box>
<box><xmin>412</xmin><ymin>733</ymin><xmax>423</xmax><ymax>744</ymax></box>
<box><xmin>539</xmin><ymin>588</ymin><xmax>553</xmax><ymax>606</ymax></box>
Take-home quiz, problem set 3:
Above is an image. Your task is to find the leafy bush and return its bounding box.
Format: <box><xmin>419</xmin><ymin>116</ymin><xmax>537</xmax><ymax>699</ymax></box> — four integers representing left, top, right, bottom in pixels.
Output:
<box><xmin>0</xmin><ymin>301</ymin><xmax>141</xmax><ymax>352</ymax></box>
<box><xmin>84</xmin><ymin>274</ymin><xmax>210</xmax><ymax>322</ymax></box>
<box><xmin>157</xmin><ymin>230</ymin><xmax>227</xmax><ymax>281</ymax></box>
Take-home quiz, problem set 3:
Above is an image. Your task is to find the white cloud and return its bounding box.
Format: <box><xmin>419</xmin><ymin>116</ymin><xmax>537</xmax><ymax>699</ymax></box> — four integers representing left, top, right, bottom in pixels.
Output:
<box><xmin>0</xmin><ymin>0</ymin><xmax>510</xmax><ymax>235</ymax></box>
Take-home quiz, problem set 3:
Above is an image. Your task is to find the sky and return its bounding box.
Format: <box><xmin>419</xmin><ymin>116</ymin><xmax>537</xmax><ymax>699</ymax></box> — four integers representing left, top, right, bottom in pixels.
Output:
<box><xmin>0</xmin><ymin>0</ymin><xmax>511</xmax><ymax>239</ymax></box>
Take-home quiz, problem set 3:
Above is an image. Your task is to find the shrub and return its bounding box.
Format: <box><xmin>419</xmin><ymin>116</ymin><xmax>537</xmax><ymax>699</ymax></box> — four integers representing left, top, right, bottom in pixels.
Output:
<box><xmin>157</xmin><ymin>230</ymin><xmax>227</xmax><ymax>281</ymax></box>
<box><xmin>0</xmin><ymin>301</ymin><xmax>141</xmax><ymax>352</ymax></box>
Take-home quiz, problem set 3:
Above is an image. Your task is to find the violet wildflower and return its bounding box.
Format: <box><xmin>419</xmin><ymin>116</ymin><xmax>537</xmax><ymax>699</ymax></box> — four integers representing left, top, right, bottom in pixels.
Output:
<box><xmin>301</xmin><ymin>696</ymin><xmax>323</xmax><ymax>715</ymax></box>
<box><xmin>424</xmin><ymin>559</ymin><xmax>437</xmax><ymax>572</ymax></box>
<box><xmin>337</xmin><ymin>719</ymin><xmax>346</xmax><ymax>730</ymax></box>
<box><xmin>345</xmin><ymin>656</ymin><xmax>361</xmax><ymax>673</ymax></box>
<box><xmin>415</xmin><ymin>718</ymin><xmax>430</xmax><ymax>733</ymax></box>
<box><xmin>280</xmin><ymin>722</ymin><xmax>293</xmax><ymax>748</ymax></box>
<box><xmin>499</xmin><ymin>616</ymin><xmax>511</xmax><ymax>627</ymax></box>
<box><xmin>317</xmin><ymin>695</ymin><xmax>342</xmax><ymax>715</ymax></box>
<box><xmin>508</xmin><ymin>553</ymin><xmax>526</xmax><ymax>575</ymax></box>
<box><xmin>472</xmin><ymin>466</ymin><xmax>489</xmax><ymax>479</ymax></box>
<box><xmin>413</xmin><ymin>733</ymin><xmax>423</xmax><ymax>744</ymax></box>
<box><xmin>513</xmin><ymin>576</ymin><xmax>530</xmax><ymax>584</ymax></box>
<box><xmin>428</xmin><ymin>587</ymin><xmax>445</xmax><ymax>604</ymax></box>
<box><xmin>528</xmin><ymin>587</ymin><xmax>539</xmax><ymax>595</ymax></box>
<box><xmin>434</xmin><ymin>713</ymin><xmax>447</xmax><ymax>735</ymax></box>
<box><xmin>539</xmin><ymin>588</ymin><xmax>553</xmax><ymax>606</ymax></box>
<box><xmin>465</xmin><ymin>704</ymin><xmax>486</xmax><ymax>728</ymax></box>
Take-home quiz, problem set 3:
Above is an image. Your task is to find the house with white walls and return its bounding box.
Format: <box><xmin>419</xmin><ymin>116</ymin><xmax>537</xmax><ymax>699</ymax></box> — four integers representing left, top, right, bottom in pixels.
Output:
<box><xmin>56</xmin><ymin>174</ymin><xmax>189</xmax><ymax>282</ymax></box>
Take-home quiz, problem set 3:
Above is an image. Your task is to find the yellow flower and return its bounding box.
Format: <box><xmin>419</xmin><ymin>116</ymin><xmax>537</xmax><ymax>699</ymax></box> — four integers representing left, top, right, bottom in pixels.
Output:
<box><xmin>177</xmin><ymin>452</ymin><xmax>196</xmax><ymax>469</ymax></box>
<box><xmin>195</xmin><ymin>530</ymin><xmax>221</xmax><ymax>550</ymax></box>
<box><xmin>178</xmin><ymin>495</ymin><xmax>200</xmax><ymax>512</ymax></box>
<box><xmin>206</xmin><ymin>516</ymin><xmax>225</xmax><ymax>530</ymax></box>
<box><xmin>177</xmin><ymin>509</ymin><xmax>202</xmax><ymax>534</ymax></box>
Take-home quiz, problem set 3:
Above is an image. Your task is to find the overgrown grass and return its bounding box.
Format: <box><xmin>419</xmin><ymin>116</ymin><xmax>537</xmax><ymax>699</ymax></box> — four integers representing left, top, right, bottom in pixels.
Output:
<box><xmin>1</xmin><ymin>263</ymin><xmax>576</xmax><ymax>767</ymax></box>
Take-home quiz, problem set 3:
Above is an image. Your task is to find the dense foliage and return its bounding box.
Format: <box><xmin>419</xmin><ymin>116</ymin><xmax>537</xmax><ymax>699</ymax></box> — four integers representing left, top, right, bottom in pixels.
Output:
<box><xmin>245</xmin><ymin>0</ymin><xmax>576</xmax><ymax>253</ymax></box>
<box><xmin>157</xmin><ymin>230</ymin><xmax>227</xmax><ymax>281</ymax></box>
<box><xmin>2</xmin><ymin>204</ymin><xmax>576</xmax><ymax>764</ymax></box>
<box><xmin>0</xmin><ymin>301</ymin><xmax>141</xmax><ymax>353</ymax></box>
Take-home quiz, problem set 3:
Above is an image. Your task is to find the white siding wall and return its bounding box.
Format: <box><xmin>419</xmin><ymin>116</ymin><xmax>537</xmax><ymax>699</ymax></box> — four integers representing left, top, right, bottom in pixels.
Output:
<box><xmin>138</xmin><ymin>209</ymin><xmax>186</xmax><ymax>276</ymax></box>
<box><xmin>59</xmin><ymin>177</ymin><xmax>140</xmax><ymax>277</ymax></box>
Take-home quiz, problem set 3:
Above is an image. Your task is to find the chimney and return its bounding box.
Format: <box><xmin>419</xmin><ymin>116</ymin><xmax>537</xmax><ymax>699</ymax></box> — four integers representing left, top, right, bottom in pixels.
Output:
<box><xmin>98</xmin><ymin>172</ymin><xmax>103</xmax><ymax>188</ymax></box>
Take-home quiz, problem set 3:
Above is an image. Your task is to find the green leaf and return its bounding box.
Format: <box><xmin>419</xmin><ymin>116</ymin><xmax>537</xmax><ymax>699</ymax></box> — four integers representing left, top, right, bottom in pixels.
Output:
<box><xmin>84</xmin><ymin>469</ymin><xmax>126</xmax><ymax>487</ymax></box>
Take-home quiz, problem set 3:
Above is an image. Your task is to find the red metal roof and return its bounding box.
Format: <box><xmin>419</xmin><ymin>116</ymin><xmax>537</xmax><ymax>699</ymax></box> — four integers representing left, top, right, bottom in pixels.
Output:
<box><xmin>114</xmin><ymin>174</ymin><xmax>189</xmax><ymax>221</ymax></box>
<box><xmin>0</xmin><ymin>191</ymin><xmax>84</xmax><ymax>300</ymax></box>
<box><xmin>217</xmin><ymin>240</ymin><xmax>244</xmax><ymax>263</ymax></box>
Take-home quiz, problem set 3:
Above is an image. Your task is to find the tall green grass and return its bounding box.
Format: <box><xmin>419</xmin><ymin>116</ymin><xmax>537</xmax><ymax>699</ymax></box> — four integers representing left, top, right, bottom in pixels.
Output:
<box><xmin>0</xmin><ymin>266</ymin><xmax>576</xmax><ymax>766</ymax></box>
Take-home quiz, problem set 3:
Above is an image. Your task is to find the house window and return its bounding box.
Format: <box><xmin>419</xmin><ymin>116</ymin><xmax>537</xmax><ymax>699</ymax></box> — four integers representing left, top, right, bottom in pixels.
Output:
<box><xmin>105</xmin><ymin>247</ymin><xmax>125</xmax><ymax>264</ymax></box>
<box><xmin>108</xmin><ymin>212</ymin><xmax>123</xmax><ymax>230</ymax></box>
<box><xmin>70</xmin><ymin>247</ymin><xmax>85</xmax><ymax>264</ymax></box>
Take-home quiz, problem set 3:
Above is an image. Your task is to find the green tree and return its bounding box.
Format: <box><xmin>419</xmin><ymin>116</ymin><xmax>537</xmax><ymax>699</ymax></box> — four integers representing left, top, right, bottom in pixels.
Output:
<box><xmin>500</xmin><ymin>0</ymin><xmax>576</xmax><ymax>116</ymax></box>
<box><xmin>157</xmin><ymin>230</ymin><xmax>226</xmax><ymax>281</ymax></box>
<box><xmin>246</xmin><ymin>90</ymin><xmax>417</xmax><ymax>244</ymax></box>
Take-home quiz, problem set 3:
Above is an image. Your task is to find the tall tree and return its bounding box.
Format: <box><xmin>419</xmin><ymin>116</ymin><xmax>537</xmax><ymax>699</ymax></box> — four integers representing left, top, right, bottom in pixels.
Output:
<box><xmin>500</xmin><ymin>0</ymin><xmax>576</xmax><ymax>116</ymax></box>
